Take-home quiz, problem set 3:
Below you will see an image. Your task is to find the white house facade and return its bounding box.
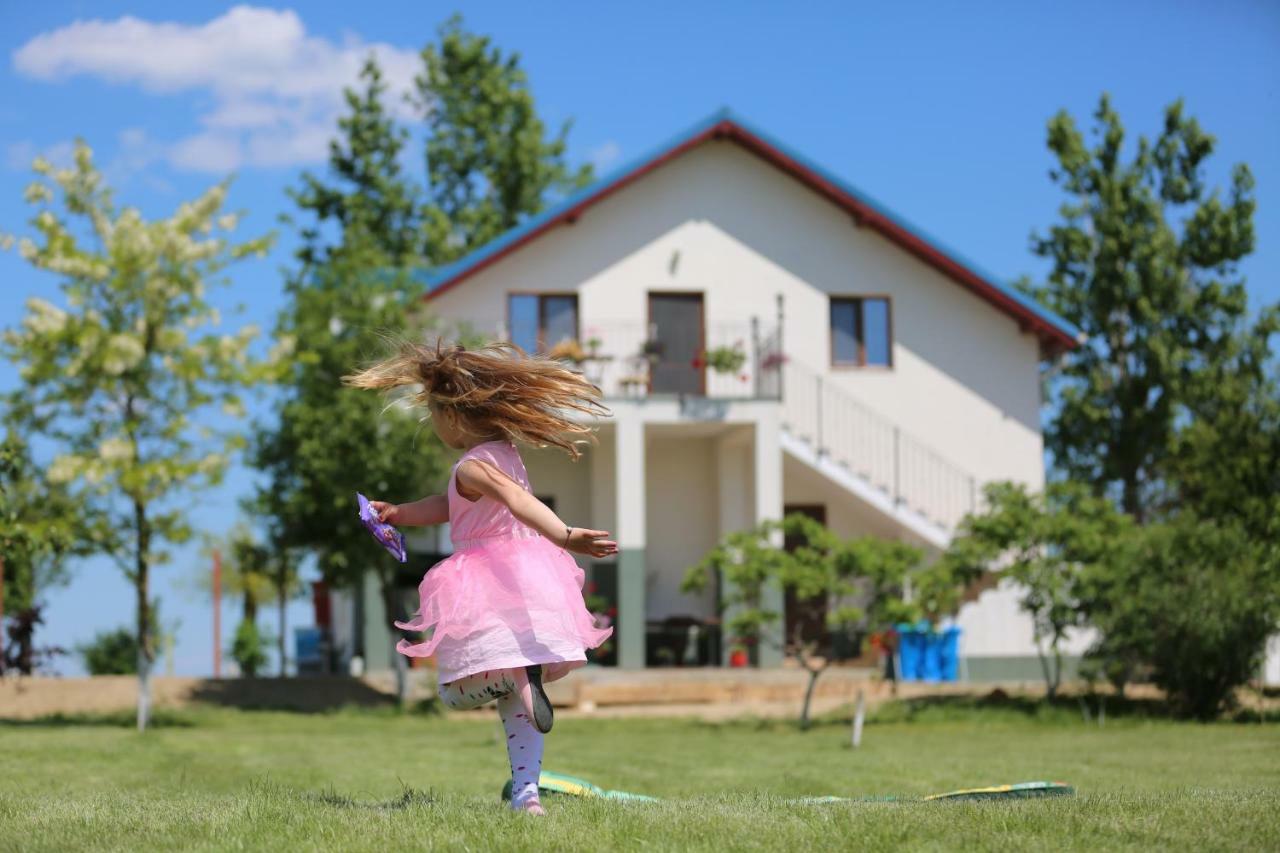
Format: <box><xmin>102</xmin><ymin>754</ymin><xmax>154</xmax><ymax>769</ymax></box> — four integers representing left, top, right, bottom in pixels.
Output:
<box><xmin>339</xmin><ymin>110</ymin><xmax>1100</xmax><ymax>679</ymax></box>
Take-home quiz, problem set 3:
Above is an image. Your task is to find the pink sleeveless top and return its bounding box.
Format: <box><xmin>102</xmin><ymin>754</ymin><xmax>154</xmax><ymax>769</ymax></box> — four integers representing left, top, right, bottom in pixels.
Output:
<box><xmin>446</xmin><ymin>440</ymin><xmax>541</xmax><ymax>550</ymax></box>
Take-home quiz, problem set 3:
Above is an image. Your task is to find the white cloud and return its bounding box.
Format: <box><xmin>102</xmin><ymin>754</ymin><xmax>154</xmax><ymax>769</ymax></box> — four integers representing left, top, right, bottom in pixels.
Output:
<box><xmin>589</xmin><ymin>140</ymin><xmax>622</xmax><ymax>172</ymax></box>
<box><xmin>5</xmin><ymin>139</ymin><xmax>74</xmax><ymax>172</ymax></box>
<box><xmin>11</xmin><ymin>6</ymin><xmax>420</xmax><ymax>173</ymax></box>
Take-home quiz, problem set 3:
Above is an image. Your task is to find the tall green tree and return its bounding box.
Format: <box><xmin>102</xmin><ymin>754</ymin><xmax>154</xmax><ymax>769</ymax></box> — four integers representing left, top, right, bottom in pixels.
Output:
<box><xmin>414</xmin><ymin>16</ymin><xmax>594</xmax><ymax>265</ymax></box>
<box><xmin>1028</xmin><ymin>96</ymin><xmax>1256</xmax><ymax>520</ymax></box>
<box><xmin>1165</xmin><ymin>305</ymin><xmax>1280</xmax><ymax>539</ymax></box>
<box><xmin>256</xmin><ymin>53</ymin><xmax>448</xmax><ymax>703</ymax></box>
<box><xmin>2</xmin><ymin>143</ymin><xmax>271</xmax><ymax>729</ymax></box>
<box><xmin>254</xmin><ymin>243</ymin><xmax>447</xmax><ymax>701</ymax></box>
<box><xmin>289</xmin><ymin>56</ymin><xmax>420</xmax><ymax>267</ymax></box>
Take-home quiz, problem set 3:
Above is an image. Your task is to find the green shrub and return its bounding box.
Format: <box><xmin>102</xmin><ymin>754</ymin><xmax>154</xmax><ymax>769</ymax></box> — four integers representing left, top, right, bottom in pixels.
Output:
<box><xmin>230</xmin><ymin>619</ymin><xmax>271</xmax><ymax>678</ymax></box>
<box><xmin>79</xmin><ymin>627</ymin><xmax>138</xmax><ymax>675</ymax></box>
<box><xmin>1083</xmin><ymin>517</ymin><xmax>1279</xmax><ymax>720</ymax></box>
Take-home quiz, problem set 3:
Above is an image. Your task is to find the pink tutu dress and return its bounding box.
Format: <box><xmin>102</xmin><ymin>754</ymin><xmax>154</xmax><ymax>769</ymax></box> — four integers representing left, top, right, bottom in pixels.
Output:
<box><xmin>394</xmin><ymin>439</ymin><xmax>612</xmax><ymax>685</ymax></box>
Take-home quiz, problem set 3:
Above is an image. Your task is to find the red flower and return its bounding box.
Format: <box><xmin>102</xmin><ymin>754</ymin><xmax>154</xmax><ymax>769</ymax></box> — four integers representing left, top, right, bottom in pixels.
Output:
<box><xmin>586</xmin><ymin>581</ymin><xmax>598</xmax><ymax>594</ymax></box>
<box><xmin>691</xmin><ymin>357</ymin><xmax>705</xmax><ymax>369</ymax></box>
<box><xmin>607</xmin><ymin>606</ymin><xmax>618</xmax><ymax>618</ymax></box>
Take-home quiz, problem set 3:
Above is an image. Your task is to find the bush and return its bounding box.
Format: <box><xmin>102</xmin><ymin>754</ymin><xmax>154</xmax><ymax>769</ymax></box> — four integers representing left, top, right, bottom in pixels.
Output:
<box><xmin>230</xmin><ymin>618</ymin><xmax>270</xmax><ymax>678</ymax></box>
<box><xmin>79</xmin><ymin>627</ymin><xmax>138</xmax><ymax>675</ymax></box>
<box><xmin>1083</xmin><ymin>517</ymin><xmax>1279</xmax><ymax>720</ymax></box>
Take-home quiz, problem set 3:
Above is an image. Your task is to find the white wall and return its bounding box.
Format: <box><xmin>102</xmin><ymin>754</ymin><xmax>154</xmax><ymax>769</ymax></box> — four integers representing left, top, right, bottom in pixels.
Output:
<box><xmin>782</xmin><ymin>453</ymin><xmax>909</xmax><ymax>543</ymax></box>
<box><xmin>643</xmin><ymin>434</ymin><xmax>720</xmax><ymax>619</ymax></box>
<box><xmin>955</xmin><ymin>580</ymin><xmax>1095</xmax><ymax>659</ymax></box>
<box><xmin>428</xmin><ymin>140</ymin><xmax>1045</xmax><ymax>491</ymax></box>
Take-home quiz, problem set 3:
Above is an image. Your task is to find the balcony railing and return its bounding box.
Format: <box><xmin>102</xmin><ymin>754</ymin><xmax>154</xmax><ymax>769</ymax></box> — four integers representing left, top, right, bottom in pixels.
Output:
<box><xmin>536</xmin><ymin>318</ymin><xmax>784</xmax><ymax>400</ymax></box>
<box><xmin>781</xmin><ymin>360</ymin><xmax>980</xmax><ymax>532</ymax></box>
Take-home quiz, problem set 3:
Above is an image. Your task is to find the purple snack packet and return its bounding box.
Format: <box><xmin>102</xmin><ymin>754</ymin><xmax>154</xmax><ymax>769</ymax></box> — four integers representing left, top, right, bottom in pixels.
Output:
<box><xmin>357</xmin><ymin>493</ymin><xmax>407</xmax><ymax>563</ymax></box>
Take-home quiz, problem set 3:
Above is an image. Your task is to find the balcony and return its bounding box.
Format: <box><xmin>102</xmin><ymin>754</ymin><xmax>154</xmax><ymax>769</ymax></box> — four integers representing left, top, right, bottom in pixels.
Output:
<box><xmin>540</xmin><ymin>318</ymin><xmax>784</xmax><ymax>401</ymax></box>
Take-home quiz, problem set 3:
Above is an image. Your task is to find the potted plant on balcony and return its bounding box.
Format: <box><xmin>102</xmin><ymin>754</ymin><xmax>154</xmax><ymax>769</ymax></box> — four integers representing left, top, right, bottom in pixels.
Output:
<box><xmin>760</xmin><ymin>350</ymin><xmax>789</xmax><ymax>372</ymax></box>
<box><xmin>702</xmin><ymin>342</ymin><xmax>747</xmax><ymax>375</ymax></box>
<box><xmin>640</xmin><ymin>337</ymin><xmax>664</xmax><ymax>363</ymax></box>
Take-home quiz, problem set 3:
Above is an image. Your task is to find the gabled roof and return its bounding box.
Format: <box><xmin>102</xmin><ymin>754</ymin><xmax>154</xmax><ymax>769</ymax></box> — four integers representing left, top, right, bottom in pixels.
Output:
<box><xmin>421</xmin><ymin>108</ymin><xmax>1081</xmax><ymax>353</ymax></box>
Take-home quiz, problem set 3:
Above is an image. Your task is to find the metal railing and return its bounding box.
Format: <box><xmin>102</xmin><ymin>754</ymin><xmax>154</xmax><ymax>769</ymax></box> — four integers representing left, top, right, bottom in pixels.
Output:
<box><xmin>556</xmin><ymin>318</ymin><xmax>784</xmax><ymax>400</ymax></box>
<box><xmin>781</xmin><ymin>360</ymin><xmax>979</xmax><ymax>531</ymax></box>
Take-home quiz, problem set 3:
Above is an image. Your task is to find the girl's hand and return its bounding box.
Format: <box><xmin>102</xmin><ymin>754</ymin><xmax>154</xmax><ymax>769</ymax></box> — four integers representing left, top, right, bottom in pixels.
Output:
<box><xmin>565</xmin><ymin>528</ymin><xmax>618</xmax><ymax>558</ymax></box>
<box><xmin>369</xmin><ymin>500</ymin><xmax>400</xmax><ymax>524</ymax></box>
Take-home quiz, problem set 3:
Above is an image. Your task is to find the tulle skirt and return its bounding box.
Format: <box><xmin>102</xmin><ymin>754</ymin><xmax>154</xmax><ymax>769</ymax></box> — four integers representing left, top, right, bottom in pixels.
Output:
<box><xmin>395</xmin><ymin>532</ymin><xmax>613</xmax><ymax>685</ymax></box>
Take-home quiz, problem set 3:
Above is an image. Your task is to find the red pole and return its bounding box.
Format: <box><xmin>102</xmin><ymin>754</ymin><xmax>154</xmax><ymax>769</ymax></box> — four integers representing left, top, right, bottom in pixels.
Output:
<box><xmin>212</xmin><ymin>549</ymin><xmax>222</xmax><ymax>679</ymax></box>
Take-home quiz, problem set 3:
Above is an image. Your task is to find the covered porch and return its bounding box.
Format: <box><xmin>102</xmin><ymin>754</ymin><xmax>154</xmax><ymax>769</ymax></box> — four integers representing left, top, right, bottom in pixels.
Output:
<box><xmin>525</xmin><ymin>398</ymin><xmax>786</xmax><ymax>669</ymax></box>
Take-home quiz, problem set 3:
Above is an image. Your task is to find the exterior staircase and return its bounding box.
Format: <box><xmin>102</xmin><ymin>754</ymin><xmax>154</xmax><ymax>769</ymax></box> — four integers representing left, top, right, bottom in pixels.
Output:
<box><xmin>779</xmin><ymin>361</ymin><xmax>979</xmax><ymax>548</ymax></box>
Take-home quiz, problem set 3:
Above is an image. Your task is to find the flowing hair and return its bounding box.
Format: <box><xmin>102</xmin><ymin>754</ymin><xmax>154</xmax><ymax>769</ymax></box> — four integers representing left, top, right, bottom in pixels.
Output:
<box><xmin>343</xmin><ymin>339</ymin><xmax>610</xmax><ymax>459</ymax></box>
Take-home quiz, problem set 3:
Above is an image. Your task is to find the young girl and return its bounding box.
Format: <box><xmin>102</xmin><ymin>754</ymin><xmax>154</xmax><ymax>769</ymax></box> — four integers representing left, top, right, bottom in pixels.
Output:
<box><xmin>346</xmin><ymin>341</ymin><xmax>615</xmax><ymax>816</ymax></box>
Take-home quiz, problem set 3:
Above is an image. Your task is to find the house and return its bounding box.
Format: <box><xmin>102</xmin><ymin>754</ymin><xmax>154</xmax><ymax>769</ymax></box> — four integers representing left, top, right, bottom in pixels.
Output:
<box><xmin>328</xmin><ymin>108</ymin><xmax>1092</xmax><ymax>681</ymax></box>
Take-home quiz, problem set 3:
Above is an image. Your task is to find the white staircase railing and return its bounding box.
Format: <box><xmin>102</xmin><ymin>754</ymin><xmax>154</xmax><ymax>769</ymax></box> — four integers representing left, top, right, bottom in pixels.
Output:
<box><xmin>781</xmin><ymin>361</ymin><xmax>979</xmax><ymax>533</ymax></box>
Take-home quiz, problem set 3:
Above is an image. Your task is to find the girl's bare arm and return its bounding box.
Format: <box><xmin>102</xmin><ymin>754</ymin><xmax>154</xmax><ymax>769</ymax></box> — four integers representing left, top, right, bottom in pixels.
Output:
<box><xmin>368</xmin><ymin>495</ymin><xmax>449</xmax><ymax>527</ymax></box>
<box><xmin>456</xmin><ymin>460</ymin><xmax>618</xmax><ymax>558</ymax></box>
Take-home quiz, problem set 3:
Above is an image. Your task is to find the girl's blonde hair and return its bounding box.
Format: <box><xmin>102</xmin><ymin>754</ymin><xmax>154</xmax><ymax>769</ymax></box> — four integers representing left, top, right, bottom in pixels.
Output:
<box><xmin>343</xmin><ymin>339</ymin><xmax>609</xmax><ymax>459</ymax></box>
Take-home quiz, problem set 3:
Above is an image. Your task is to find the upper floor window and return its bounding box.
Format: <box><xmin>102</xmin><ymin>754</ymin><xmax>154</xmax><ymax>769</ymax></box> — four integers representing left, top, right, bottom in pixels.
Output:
<box><xmin>508</xmin><ymin>293</ymin><xmax>579</xmax><ymax>354</ymax></box>
<box><xmin>830</xmin><ymin>296</ymin><xmax>892</xmax><ymax>368</ymax></box>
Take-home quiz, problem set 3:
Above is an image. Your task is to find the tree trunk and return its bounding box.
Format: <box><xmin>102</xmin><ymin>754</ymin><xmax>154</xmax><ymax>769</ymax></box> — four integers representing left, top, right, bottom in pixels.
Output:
<box><xmin>798</xmin><ymin>654</ymin><xmax>830</xmax><ymax>730</ymax></box>
<box><xmin>1035</xmin><ymin>641</ymin><xmax>1056</xmax><ymax>701</ymax></box>
<box><xmin>134</xmin><ymin>499</ymin><xmax>153</xmax><ymax>733</ymax></box>
<box><xmin>1122</xmin><ymin>472</ymin><xmax>1144</xmax><ymax>524</ymax></box>
<box><xmin>277</xmin><ymin>585</ymin><xmax>287</xmax><ymax>678</ymax></box>
<box><xmin>378</xmin><ymin>575</ymin><xmax>411</xmax><ymax>707</ymax></box>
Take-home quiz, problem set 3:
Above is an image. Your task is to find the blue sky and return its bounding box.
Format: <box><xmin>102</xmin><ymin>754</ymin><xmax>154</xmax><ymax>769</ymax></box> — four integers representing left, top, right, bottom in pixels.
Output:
<box><xmin>2</xmin><ymin>1</ymin><xmax>1278</xmax><ymax>677</ymax></box>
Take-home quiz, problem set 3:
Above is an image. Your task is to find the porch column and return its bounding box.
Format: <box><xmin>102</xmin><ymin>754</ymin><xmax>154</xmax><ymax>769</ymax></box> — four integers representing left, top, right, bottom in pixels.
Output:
<box><xmin>716</xmin><ymin>431</ymin><xmax>750</xmax><ymax>666</ymax></box>
<box><xmin>754</xmin><ymin>411</ymin><xmax>785</xmax><ymax>667</ymax></box>
<box><xmin>615</xmin><ymin>415</ymin><xmax>647</xmax><ymax>669</ymax></box>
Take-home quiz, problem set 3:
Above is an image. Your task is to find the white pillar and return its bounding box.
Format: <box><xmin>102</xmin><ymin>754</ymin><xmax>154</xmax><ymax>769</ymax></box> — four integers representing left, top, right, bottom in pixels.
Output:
<box><xmin>753</xmin><ymin>409</ymin><xmax>785</xmax><ymax>666</ymax></box>
<box><xmin>614</xmin><ymin>414</ymin><xmax>646</xmax><ymax>668</ymax></box>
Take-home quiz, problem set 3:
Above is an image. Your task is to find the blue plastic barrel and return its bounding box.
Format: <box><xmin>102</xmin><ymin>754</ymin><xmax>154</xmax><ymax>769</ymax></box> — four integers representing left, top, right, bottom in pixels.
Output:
<box><xmin>920</xmin><ymin>631</ymin><xmax>943</xmax><ymax>682</ymax></box>
<box><xmin>895</xmin><ymin>623</ymin><xmax>923</xmax><ymax>680</ymax></box>
<box><xmin>895</xmin><ymin>623</ymin><xmax>962</xmax><ymax>682</ymax></box>
<box><xmin>939</xmin><ymin>627</ymin><xmax>961</xmax><ymax>682</ymax></box>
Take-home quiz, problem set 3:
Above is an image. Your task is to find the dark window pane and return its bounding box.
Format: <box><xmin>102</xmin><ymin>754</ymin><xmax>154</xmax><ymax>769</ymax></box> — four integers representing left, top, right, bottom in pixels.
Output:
<box><xmin>543</xmin><ymin>296</ymin><xmax>578</xmax><ymax>348</ymax></box>
<box><xmin>863</xmin><ymin>298</ymin><xmax>891</xmax><ymax>366</ymax></box>
<box><xmin>830</xmin><ymin>300</ymin><xmax>859</xmax><ymax>364</ymax></box>
<box><xmin>509</xmin><ymin>294</ymin><xmax>539</xmax><ymax>353</ymax></box>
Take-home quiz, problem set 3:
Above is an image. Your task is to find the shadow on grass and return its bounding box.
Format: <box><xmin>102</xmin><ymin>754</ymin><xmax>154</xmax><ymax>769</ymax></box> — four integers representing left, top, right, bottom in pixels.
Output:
<box><xmin>685</xmin><ymin>688</ymin><xmax>1182</xmax><ymax>734</ymax></box>
<box><xmin>188</xmin><ymin>676</ymin><xmax>395</xmax><ymax>713</ymax></box>
<box><xmin>0</xmin><ymin>710</ymin><xmax>196</xmax><ymax>729</ymax></box>
<box><xmin>863</xmin><ymin>688</ymin><xmax>1176</xmax><ymax>726</ymax></box>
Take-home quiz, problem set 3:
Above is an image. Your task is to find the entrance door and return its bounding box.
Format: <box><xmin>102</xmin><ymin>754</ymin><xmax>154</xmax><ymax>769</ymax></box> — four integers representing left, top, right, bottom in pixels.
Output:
<box><xmin>783</xmin><ymin>504</ymin><xmax>828</xmax><ymax>651</ymax></box>
<box><xmin>647</xmin><ymin>293</ymin><xmax>704</xmax><ymax>395</ymax></box>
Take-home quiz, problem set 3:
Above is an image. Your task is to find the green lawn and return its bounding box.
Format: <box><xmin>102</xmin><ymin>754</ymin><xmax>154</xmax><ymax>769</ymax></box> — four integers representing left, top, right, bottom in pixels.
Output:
<box><xmin>0</xmin><ymin>702</ymin><xmax>1276</xmax><ymax>852</ymax></box>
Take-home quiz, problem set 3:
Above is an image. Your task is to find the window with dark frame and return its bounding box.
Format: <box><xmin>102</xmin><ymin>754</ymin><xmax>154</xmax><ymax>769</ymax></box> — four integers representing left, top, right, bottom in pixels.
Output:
<box><xmin>830</xmin><ymin>296</ymin><xmax>892</xmax><ymax>367</ymax></box>
<box><xmin>508</xmin><ymin>293</ymin><xmax>579</xmax><ymax>354</ymax></box>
